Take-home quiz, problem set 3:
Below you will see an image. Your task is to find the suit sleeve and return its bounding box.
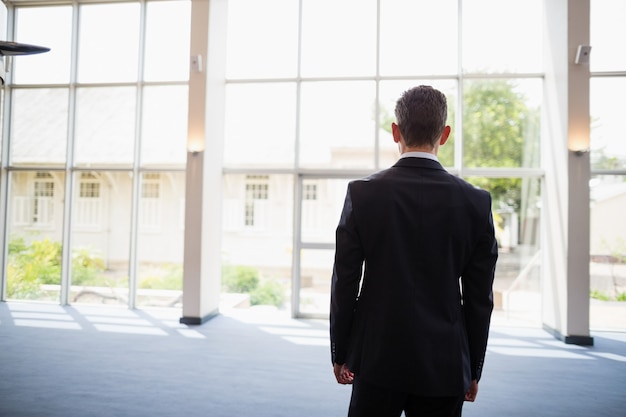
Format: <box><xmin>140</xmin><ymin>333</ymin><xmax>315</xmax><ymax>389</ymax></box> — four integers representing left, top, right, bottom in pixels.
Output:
<box><xmin>461</xmin><ymin>193</ymin><xmax>498</xmax><ymax>382</ymax></box>
<box><xmin>330</xmin><ymin>184</ymin><xmax>364</xmax><ymax>365</ymax></box>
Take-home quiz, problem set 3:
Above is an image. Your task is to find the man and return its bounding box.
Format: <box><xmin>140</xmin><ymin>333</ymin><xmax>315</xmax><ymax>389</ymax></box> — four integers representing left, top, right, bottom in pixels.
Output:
<box><xmin>330</xmin><ymin>85</ymin><xmax>498</xmax><ymax>417</ymax></box>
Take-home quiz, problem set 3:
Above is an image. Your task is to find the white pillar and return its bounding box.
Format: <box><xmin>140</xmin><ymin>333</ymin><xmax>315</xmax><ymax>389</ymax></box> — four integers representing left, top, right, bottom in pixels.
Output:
<box><xmin>180</xmin><ymin>0</ymin><xmax>227</xmax><ymax>324</ymax></box>
<box><xmin>542</xmin><ymin>0</ymin><xmax>593</xmax><ymax>345</ymax></box>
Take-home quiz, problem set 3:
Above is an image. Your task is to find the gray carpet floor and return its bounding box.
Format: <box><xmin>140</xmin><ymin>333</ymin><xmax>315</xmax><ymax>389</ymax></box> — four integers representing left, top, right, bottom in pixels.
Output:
<box><xmin>1</xmin><ymin>301</ymin><xmax>625</xmax><ymax>417</ymax></box>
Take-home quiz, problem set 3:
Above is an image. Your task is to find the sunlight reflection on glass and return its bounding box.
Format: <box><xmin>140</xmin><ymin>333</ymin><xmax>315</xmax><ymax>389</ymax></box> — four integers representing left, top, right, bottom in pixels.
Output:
<box><xmin>78</xmin><ymin>3</ymin><xmax>140</xmax><ymax>83</ymax></box>
<box><xmin>591</xmin><ymin>78</ymin><xmax>626</xmax><ymax>168</ymax></box>
<box><xmin>144</xmin><ymin>1</ymin><xmax>191</xmax><ymax>81</ymax></box>
<box><xmin>379</xmin><ymin>0</ymin><xmax>458</xmax><ymax>76</ymax></box>
<box><xmin>591</xmin><ymin>0</ymin><xmax>626</xmax><ymax>72</ymax></box>
<box><xmin>226</xmin><ymin>0</ymin><xmax>298</xmax><ymax>79</ymax></box>
<box><xmin>300</xmin><ymin>0</ymin><xmax>377</xmax><ymax>77</ymax></box>
<box><xmin>13</xmin><ymin>6</ymin><xmax>72</xmax><ymax>84</ymax></box>
<box><xmin>462</xmin><ymin>0</ymin><xmax>543</xmax><ymax>73</ymax></box>
<box><xmin>299</xmin><ymin>81</ymin><xmax>376</xmax><ymax>168</ymax></box>
<box><xmin>224</xmin><ymin>83</ymin><xmax>297</xmax><ymax>167</ymax></box>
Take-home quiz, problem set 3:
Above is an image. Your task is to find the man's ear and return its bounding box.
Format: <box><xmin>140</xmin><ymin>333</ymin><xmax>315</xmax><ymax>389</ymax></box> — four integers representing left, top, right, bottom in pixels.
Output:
<box><xmin>392</xmin><ymin>122</ymin><xmax>402</xmax><ymax>143</ymax></box>
<box><xmin>439</xmin><ymin>125</ymin><xmax>451</xmax><ymax>146</ymax></box>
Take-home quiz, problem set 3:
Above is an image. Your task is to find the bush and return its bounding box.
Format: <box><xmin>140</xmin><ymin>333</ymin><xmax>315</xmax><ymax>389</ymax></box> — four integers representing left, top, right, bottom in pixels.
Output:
<box><xmin>139</xmin><ymin>264</ymin><xmax>183</xmax><ymax>290</ymax></box>
<box><xmin>221</xmin><ymin>265</ymin><xmax>259</xmax><ymax>293</ymax></box>
<box><xmin>7</xmin><ymin>237</ymin><xmax>104</xmax><ymax>299</ymax></box>
<box><xmin>221</xmin><ymin>265</ymin><xmax>285</xmax><ymax>308</ymax></box>
<box><xmin>7</xmin><ymin>237</ymin><xmax>62</xmax><ymax>299</ymax></box>
<box><xmin>250</xmin><ymin>280</ymin><xmax>285</xmax><ymax>308</ymax></box>
<box><xmin>590</xmin><ymin>289</ymin><xmax>626</xmax><ymax>302</ymax></box>
<box><xmin>71</xmin><ymin>246</ymin><xmax>105</xmax><ymax>285</ymax></box>
<box><xmin>590</xmin><ymin>290</ymin><xmax>611</xmax><ymax>301</ymax></box>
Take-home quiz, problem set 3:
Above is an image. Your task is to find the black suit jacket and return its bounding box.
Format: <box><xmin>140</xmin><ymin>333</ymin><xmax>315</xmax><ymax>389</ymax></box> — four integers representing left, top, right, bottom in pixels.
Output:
<box><xmin>330</xmin><ymin>156</ymin><xmax>498</xmax><ymax>396</ymax></box>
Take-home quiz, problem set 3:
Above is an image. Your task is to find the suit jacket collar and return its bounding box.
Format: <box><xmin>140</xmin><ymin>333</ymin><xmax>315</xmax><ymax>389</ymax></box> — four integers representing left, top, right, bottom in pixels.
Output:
<box><xmin>392</xmin><ymin>156</ymin><xmax>446</xmax><ymax>171</ymax></box>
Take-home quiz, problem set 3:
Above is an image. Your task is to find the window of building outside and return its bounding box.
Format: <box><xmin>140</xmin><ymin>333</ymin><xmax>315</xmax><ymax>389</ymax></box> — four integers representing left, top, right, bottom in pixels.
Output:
<box><xmin>5</xmin><ymin>1</ymin><xmax>190</xmax><ymax>308</ymax></box>
<box><xmin>140</xmin><ymin>173</ymin><xmax>162</xmax><ymax>232</ymax></box>
<box><xmin>75</xmin><ymin>173</ymin><xmax>102</xmax><ymax>230</ymax></box>
<box><xmin>589</xmin><ymin>0</ymin><xmax>626</xmax><ymax>330</ymax></box>
<box><xmin>244</xmin><ymin>175</ymin><xmax>270</xmax><ymax>228</ymax></box>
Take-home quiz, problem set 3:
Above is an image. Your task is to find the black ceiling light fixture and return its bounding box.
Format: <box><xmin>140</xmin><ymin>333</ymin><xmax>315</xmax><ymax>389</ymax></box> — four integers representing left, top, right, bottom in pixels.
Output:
<box><xmin>0</xmin><ymin>40</ymin><xmax>50</xmax><ymax>84</ymax></box>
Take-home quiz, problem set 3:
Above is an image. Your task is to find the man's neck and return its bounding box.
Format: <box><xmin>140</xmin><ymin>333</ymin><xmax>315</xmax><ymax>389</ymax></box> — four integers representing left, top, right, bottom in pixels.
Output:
<box><xmin>401</xmin><ymin>145</ymin><xmax>437</xmax><ymax>155</ymax></box>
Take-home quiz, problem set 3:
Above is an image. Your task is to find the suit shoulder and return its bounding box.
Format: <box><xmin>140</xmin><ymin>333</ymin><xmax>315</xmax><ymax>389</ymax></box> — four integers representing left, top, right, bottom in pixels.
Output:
<box><xmin>350</xmin><ymin>168</ymin><xmax>393</xmax><ymax>185</ymax></box>
<box><xmin>450</xmin><ymin>175</ymin><xmax>491</xmax><ymax>195</ymax></box>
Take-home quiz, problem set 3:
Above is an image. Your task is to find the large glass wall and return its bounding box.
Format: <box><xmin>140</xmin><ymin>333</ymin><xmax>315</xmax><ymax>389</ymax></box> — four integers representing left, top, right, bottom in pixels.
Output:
<box><xmin>589</xmin><ymin>0</ymin><xmax>626</xmax><ymax>330</ymax></box>
<box><xmin>3</xmin><ymin>0</ymin><xmax>620</xmax><ymax>328</ymax></box>
<box><xmin>224</xmin><ymin>0</ymin><xmax>544</xmax><ymax>320</ymax></box>
<box><xmin>3</xmin><ymin>0</ymin><xmax>190</xmax><ymax>307</ymax></box>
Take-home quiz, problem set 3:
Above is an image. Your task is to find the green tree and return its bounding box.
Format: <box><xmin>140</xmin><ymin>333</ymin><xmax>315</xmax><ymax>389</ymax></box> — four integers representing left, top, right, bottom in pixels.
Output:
<box><xmin>463</xmin><ymin>80</ymin><xmax>540</xmax><ymax>210</ymax></box>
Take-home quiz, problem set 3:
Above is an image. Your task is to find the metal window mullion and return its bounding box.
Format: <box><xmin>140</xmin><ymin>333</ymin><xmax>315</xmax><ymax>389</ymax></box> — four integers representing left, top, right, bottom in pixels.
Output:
<box><xmin>0</xmin><ymin>85</ymin><xmax>12</xmax><ymax>302</ymax></box>
<box><xmin>127</xmin><ymin>0</ymin><xmax>148</xmax><ymax>309</ymax></box>
<box><xmin>0</xmin><ymin>3</ymin><xmax>21</xmax><ymax>301</ymax></box>
<box><xmin>291</xmin><ymin>174</ymin><xmax>303</xmax><ymax>317</ymax></box>
<box><xmin>59</xmin><ymin>1</ymin><xmax>81</xmax><ymax>305</ymax></box>
<box><xmin>455</xmin><ymin>0</ymin><xmax>464</xmax><ymax>175</ymax></box>
<box><xmin>373</xmin><ymin>0</ymin><xmax>381</xmax><ymax>170</ymax></box>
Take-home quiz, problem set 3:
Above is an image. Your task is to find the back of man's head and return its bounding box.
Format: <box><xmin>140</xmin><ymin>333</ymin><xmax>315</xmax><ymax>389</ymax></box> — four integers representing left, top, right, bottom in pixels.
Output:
<box><xmin>394</xmin><ymin>85</ymin><xmax>448</xmax><ymax>149</ymax></box>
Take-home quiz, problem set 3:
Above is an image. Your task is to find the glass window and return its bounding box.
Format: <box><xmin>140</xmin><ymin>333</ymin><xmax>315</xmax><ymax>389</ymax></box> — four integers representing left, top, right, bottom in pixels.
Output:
<box><xmin>10</xmin><ymin>88</ymin><xmax>69</xmax><ymax>166</ymax></box>
<box><xmin>462</xmin><ymin>0</ymin><xmax>543</xmax><ymax>74</ymax></box>
<box><xmin>301</xmin><ymin>178</ymin><xmax>350</xmax><ymax>244</ymax></box>
<box><xmin>70</xmin><ymin>171</ymin><xmax>132</xmax><ymax>306</ymax></box>
<box><xmin>6</xmin><ymin>171</ymin><xmax>66</xmax><ymax>302</ymax></box>
<box><xmin>589</xmin><ymin>1</ymin><xmax>625</xmax><ymax>331</ymax></box>
<box><xmin>77</xmin><ymin>3</ymin><xmax>140</xmax><ymax>83</ymax></box>
<box><xmin>590</xmin><ymin>77</ymin><xmax>626</xmax><ymax>170</ymax></box>
<box><xmin>224</xmin><ymin>83</ymin><xmax>297</xmax><ymax>168</ymax></box>
<box><xmin>141</xmin><ymin>85</ymin><xmax>188</xmax><ymax>167</ymax></box>
<box><xmin>298</xmin><ymin>177</ymin><xmax>354</xmax><ymax>317</ymax></box>
<box><xmin>226</xmin><ymin>0</ymin><xmax>298</xmax><ymax>79</ymax></box>
<box><xmin>466</xmin><ymin>176</ymin><xmax>542</xmax><ymax>325</ymax></box>
<box><xmin>379</xmin><ymin>0</ymin><xmax>458</xmax><ymax>76</ymax></box>
<box><xmin>462</xmin><ymin>79</ymin><xmax>541</xmax><ymax>169</ymax></box>
<box><xmin>298</xmin><ymin>248</ymin><xmax>334</xmax><ymax>316</ymax></box>
<box><xmin>4</xmin><ymin>1</ymin><xmax>191</xmax><ymax>309</ymax></box>
<box><xmin>590</xmin><ymin>175</ymin><xmax>626</xmax><ymax>330</ymax></box>
<box><xmin>300</xmin><ymin>0</ymin><xmax>377</xmax><ymax>77</ymax></box>
<box><xmin>74</xmin><ymin>87</ymin><xmax>137</xmax><ymax>167</ymax></box>
<box><xmin>299</xmin><ymin>81</ymin><xmax>376</xmax><ymax>169</ymax></box>
<box><xmin>144</xmin><ymin>1</ymin><xmax>191</xmax><ymax>82</ymax></box>
<box><xmin>137</xmin><ymin>172</ymin><xmax>185</xmax><ymax>307</ymax></box>
<box><xmin>222</xmin><ymin>174</ymin><xmax>293</xmax><ymax>309</ymax></box>
<box><xmin>13</xmin><ymin>6</ymin><xmax>72</xmax><ymax>84</ymax></box>
<box><xmin>590</xmin><ymin>0</ymin><xmax>626</xmax><ymax>72</ymax></box>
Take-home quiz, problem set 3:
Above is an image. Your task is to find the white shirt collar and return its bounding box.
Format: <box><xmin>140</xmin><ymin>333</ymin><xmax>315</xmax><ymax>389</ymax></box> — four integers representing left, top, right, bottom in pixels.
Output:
<box><xmin>399</xmin><ymin>151</ymin><xmax>438</xmax><ymax>161</ymax></box>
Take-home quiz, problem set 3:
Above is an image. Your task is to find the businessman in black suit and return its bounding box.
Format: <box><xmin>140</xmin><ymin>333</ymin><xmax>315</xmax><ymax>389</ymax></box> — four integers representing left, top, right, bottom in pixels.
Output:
<box><xmin>330</xmin><ymin>85</ymin><xmax>498</xmax><ymax>417</ymax></box>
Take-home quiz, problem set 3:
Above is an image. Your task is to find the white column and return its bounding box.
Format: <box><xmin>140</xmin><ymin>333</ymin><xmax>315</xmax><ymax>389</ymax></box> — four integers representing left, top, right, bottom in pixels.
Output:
<box><xmin>542</xmin><ymin>0</ymin><xmax>593</xmax><ymax>345</ymax></box>
<box><xmin>180</xmin><ymin>0</ymin><xmax>227</xmax><ymax>324</ymax></box>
